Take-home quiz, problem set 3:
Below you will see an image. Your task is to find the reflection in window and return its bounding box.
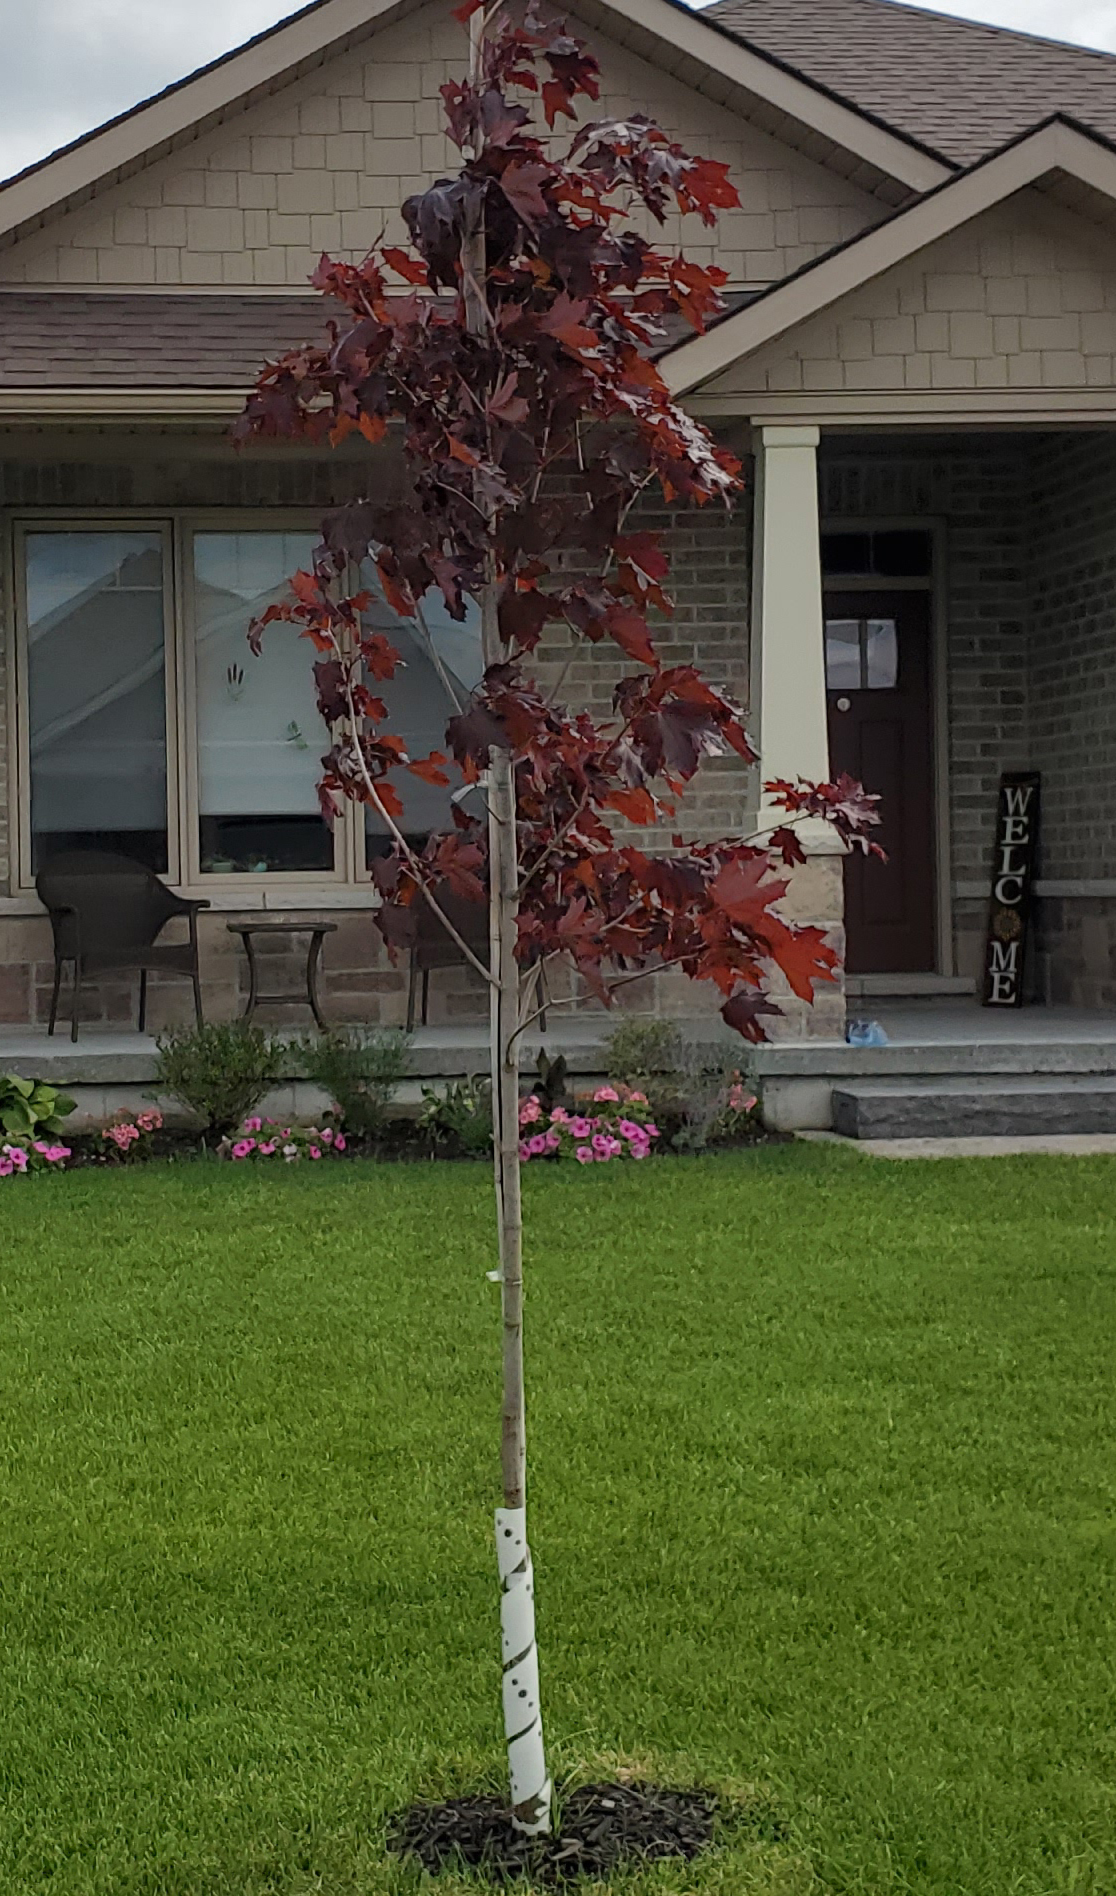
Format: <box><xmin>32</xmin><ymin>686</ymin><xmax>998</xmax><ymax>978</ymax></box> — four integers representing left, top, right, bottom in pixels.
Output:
<box><xmin>825</xmin><ymin>616</ymin><xmax>899</xmax><ymax>690</ymax></box>
<box><xmin>864</xmin><ymin>618</ymin><xmax>898</xmax><ymax>688</ymax></box>
<box><xmin>360</xmin><ymin>566</ymin><xmax>485</xmax><ymax>857</ymax></box>
<box><xmin>823</xmin><ymin>619</ymin><xmax>861</xmax><ymax>691</ymax></box>
<box><xmin>26</xmin><ymin>531</ymin><xmax>168</xmax><ymax>872</ymax></box>
<box><xmin>193</xmin><ymin>533</ymin><xmax>334</xmax><ymax>874</ymax></box>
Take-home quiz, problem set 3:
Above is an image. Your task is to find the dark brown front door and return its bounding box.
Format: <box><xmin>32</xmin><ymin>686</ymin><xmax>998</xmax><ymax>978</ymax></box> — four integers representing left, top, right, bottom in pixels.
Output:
<box><xmin>825</xmin><ymin>589</ymin><xmax>935</xmax><ymax>973</ymax></box>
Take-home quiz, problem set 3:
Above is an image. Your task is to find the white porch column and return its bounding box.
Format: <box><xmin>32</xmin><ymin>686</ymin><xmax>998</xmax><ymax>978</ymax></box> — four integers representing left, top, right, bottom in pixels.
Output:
<box><xmin>749</xmin><ymin>424</ymin><xmax>832</xmax><ymax>809</ymax></box>
<box><xmin>749</xmin><ymin>423</ymin><xmax>846</xmax><ymax>1040</ymax></box>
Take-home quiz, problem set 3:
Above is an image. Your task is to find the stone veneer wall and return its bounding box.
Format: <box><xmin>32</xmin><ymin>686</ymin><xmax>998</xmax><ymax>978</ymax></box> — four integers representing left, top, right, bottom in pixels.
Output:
<box><xmin>0</xmin><ymin>433</ymin><xmax>771</xmax><ymax>1033</ymax></box>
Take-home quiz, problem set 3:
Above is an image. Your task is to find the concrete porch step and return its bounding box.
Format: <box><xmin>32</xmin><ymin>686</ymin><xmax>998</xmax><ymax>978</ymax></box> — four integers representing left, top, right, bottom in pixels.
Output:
<box><xmin>832</xmin><ymin>1076</ymin><xmax>1116</xmax><ymax>1140</ymax></box>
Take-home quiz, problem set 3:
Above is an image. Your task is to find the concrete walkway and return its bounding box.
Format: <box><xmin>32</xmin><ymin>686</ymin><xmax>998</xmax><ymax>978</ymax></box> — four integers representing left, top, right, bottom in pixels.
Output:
<box><xmin>801</xmin><ymin>1130</ymin><xmax>1116</xmax><ymax>1159</ymax></box>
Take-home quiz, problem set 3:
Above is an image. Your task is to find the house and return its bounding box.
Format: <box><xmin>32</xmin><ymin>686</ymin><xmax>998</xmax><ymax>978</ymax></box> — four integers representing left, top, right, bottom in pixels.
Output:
<box><xmin>3</xmin><ymin>0</ymin><xmax>1116</xmax><ymax>1129</ymax></box>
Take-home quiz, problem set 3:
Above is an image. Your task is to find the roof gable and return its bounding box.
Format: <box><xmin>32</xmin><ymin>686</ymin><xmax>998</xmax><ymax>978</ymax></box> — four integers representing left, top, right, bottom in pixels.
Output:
<box><xmin>0</xmin><ymin>0</ymin><xmax>947</xmax><ymax>266</ymax></box>
<box><xmin>664</xmin><ymin>117</ymin><xmax>1116</xmax><ymax>395</ymax></box>
<box><xmin>0</xmin><ymin>0</ymin><xmax>899</xmax><ymax>292</ymax></box>
<box><xmin>700</xmin><ymin>186</ymin><xmax>1116</xmax><ymax>400</ymax></box>
<box><xmin>709</xmin><ymin>0</ymin><xmax>1116</xmax><ymax>165</ymax></box>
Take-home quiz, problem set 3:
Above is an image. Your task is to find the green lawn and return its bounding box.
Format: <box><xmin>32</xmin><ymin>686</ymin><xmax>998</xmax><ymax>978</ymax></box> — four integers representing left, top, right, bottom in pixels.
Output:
<box><xmin>2</xmin><ymin>1146</ymin><xmax>1115</xmax><ymax>1895</ymax></box>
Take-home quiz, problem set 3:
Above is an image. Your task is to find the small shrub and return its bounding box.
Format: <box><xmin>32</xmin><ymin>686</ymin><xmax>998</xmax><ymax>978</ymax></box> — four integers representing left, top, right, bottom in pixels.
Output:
<box><xmin>519</xmin><ymin>1084</ymin><xmax>660</xmax><ymax>1163</ymax></box>
<box><xmin>299</xmin><ymin>1028</ymin><xmax>409</xmax><ymax>1136</ymax></box>
<box><xmin>418</xmin><ymin>1077</ymin><xmax>493</xmax><ymax>1156</ymax></box>
<box><xmin>0</xmin><ymin>1073</ymin><xmax>76</xmax><ymax>1143</ymax></box>
<box><xmin>603</xmin><ymin>1018</ymin><xmax>684</xmax><ymax>1091</ymax></box>
<box><xmin>218</xmin><ymin>1116</ymin><xmax>348</xmax><ymax>1163</ymax></box>
<box><xmin>100</xmin><ymin>1107</ymin><xmax>163</xmax><ymax>1163</ymax></box>
<box><xmin>154</xmin><ymin>1021</ymin><xmax>286</xmax><ymax>1138</ymax></box>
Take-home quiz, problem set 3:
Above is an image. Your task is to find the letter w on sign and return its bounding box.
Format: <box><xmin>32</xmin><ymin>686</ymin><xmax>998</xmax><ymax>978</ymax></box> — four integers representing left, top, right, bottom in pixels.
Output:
<box><xmin>982</xmin><ymin>772</ymin><xmax>1040</xmax><ymax>1007</ymax></box>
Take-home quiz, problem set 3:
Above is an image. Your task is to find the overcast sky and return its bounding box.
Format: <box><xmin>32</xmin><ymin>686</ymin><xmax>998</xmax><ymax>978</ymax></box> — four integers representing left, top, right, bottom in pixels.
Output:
<box><xmin>2</xmin><ymin>0</ymin><xmax>1115</xmax><ymax>183</ymax></box>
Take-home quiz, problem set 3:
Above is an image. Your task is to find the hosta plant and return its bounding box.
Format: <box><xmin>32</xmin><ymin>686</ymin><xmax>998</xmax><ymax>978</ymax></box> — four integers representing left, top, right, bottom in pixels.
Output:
<box><xmin>0</xmin><ymin>1074</ymin><xmax>76</xmax><ymax>1144</ymax></box>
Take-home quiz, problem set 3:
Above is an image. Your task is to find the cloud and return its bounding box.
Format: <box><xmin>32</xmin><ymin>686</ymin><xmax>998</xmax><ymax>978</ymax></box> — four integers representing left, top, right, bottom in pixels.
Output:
<box><xmin>1</xmin><ymin>0</ymin><xmax>1115</xmax><ymax>183</ymax></box>
<box><xmin>0</xmin><ymin>0</ymin><xmax>295</xmax><ymax>180</ymax></box>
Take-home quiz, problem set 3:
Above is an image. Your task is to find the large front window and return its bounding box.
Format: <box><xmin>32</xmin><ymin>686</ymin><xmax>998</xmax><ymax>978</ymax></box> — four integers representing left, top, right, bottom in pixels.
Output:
<box><xmin>16</xmin><ymin>519</ymin><xmax>483</xmax><ymax>890</ymax></box>
<box><xmin>192</xmin><ymin>531</ymin><xmax>333</xmax><ymax>875</ymax></box>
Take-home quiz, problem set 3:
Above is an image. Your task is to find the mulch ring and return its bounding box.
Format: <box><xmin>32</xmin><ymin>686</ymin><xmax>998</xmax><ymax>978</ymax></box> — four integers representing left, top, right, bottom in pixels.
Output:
<box><xmin>388</xmin><ymin>1782</ymin><xmax>718</xmax><ymax>1884</ymax></box>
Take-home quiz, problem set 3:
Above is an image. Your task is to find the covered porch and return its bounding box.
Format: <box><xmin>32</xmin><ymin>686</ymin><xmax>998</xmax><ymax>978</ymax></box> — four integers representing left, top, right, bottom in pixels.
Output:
<box><xmin>748</xmin><ymin>419</ymin><xmax>1116</xmax><ymax>1019</ymax></box>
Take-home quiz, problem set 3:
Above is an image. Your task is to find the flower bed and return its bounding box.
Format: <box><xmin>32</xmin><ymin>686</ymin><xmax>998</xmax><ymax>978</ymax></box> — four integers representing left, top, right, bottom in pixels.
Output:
<box><xmin>218</xmin><ymin>1118</ymin><xmax>349</xmax><ymax>1163</ymax></box>
<box><xmin>519</xmin><ymin>1085</ymin><xmax>660</xmax><ymax>1163</ymax></box>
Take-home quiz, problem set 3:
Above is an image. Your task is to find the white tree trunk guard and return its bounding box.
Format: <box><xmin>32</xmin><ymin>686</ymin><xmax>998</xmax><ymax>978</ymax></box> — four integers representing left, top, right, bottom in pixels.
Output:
<box><xmin>496</xmin><ymin>1505</ymin><xmax>551</xmax><ymax>1834</ymax></box>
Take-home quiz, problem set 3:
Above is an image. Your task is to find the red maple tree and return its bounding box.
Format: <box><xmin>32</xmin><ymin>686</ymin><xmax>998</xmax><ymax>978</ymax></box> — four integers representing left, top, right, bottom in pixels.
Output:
<box><xmin>237</xmin><ymin>0</ymin><xmax>879</xmax><ymax>1834</ymax></box>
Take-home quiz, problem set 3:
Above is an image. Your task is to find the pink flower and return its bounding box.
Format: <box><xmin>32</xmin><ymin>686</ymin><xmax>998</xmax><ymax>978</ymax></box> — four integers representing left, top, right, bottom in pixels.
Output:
<box><xmin>591</xmin><ymin>1133</ymin><xmax>611</xmax><ymax>1154</ymax></box>
<box><xmin>629</xmin><ymin>1091</ymin><xmax>648</xmax><ymax>1104</ymax></box>
<box><xmin>320</xmin><ymin>1127</ymin><xmax>334</xmax><ymax>1145</ymax></box>
<box><xmin>136</xmin><ymin>1109</ymin><xmax>163</xmax><ymax>1133</ymax></box>
<box><xmin>231</xmin><ymin>1139</ymin><xmax>255</xmax><ymax>1160</ymax></box>
<box><xmin>45</xmin><ymin>1145</ymin><xmax>69</xmax><ymax>1164</ymax></box>
<box><xmin>629</xmin><ymin>1140</ymin><xmax>649</xmax><ymax>1160</ymax></box>
<box><xmin>308</xmin><ymin>1146</ymin><xmax>322</xmax><ymax>1160</ymax></box>
<box><xmin>645</xmin><ymin>1124</ymin><xmax>660</xmax><ymax>1139</ymax></box>
<box><xmin>243</xmin><ymin>1116</ymin><xmax>262</xmax><ymax>1134</ymax></box>
<box><xmin>518</xmin><ymin>1096</ymin><xmax>542</xmax><ymax>1126</ymax></box>
<box><xmin>617</xmin><ymin>1119</ymin><xmax>642</xmax><ymax>1140</ymax></box>
<box><xmin>333</xmin><ymin>1134</ymin><xmax>347</xmax><ymax>1153</ymax></box>
<box><xmin>594</xmin><ymin>1086</ymin><xmax>620</xmax><ymax>1104</ymax></box>
<box><xmin>544</xmin><ymin>1129</ymin><xmax>560</xmax><ymax>1151</ymax></box>
<box><xmin>570</xmin><ymin>1116</ymin><xmax>592</xmax><ymax>1140</ymax></box>
<box><xmin>258</xmin><ymin>1141</ymin><xmax>276</xmax><ymax>1156</ymax></box>
<box><xmin>7</xmin><ymin>1146</ymin><xmax>28</xmax><ymax>1172</ymax></box>
<box><xmin>575</xmin><ymin>1145</ymin><xmax>594</xmax><ymax>1164</ymax></box>
<box><xmin>527</xmin><ymin>1133</ymin><xmax>548</xmax><ymax>1156</ymax></box>
<box><xmin>519</xmin><ymin>1140</ymin><xmax>532</xmax><ymax>1161</ymax></box>
<box><xmin>549</xmin><ymin>1106</ymin><xmax>569</xmax><ymax>1124</ymax></box>
<box><xmin>0</xmin><ymin>1159</ymin><xmax>12</xmax><ymax>1178</ymax></box>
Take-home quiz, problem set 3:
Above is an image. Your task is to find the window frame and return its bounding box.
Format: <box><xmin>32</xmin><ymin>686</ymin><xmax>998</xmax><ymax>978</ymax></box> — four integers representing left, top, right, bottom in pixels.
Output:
<box><xmin>177</xmin><ymin>513</ymin><xmax>353</xmax><ymax>892</ymax></box>
<box><xmin>12</xmin><ymin>514</ymin><xmax>181</xmax><ymax>891</ymax></box>
<box><xmin>9</xmin><ymin>509</ymin><xmax>376</xmax><ymax>897</ymax></box>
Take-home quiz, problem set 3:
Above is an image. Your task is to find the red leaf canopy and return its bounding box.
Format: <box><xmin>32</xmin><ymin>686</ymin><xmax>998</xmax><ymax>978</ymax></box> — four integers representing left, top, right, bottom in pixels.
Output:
<box><xmin>236</xmin><ymin>2</ymin><xmax>879</xmax><ymax>1036</ymax></box>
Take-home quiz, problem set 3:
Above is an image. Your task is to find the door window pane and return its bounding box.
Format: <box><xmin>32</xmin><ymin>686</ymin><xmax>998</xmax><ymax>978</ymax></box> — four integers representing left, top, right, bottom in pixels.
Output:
<box><xmin>359</xmin><ymin>567</ymin><xmax>485</xmax><ymax>857</ymax></box>
<box><xmin>26</xmin><ymin>531</ymin><xmax>168</xmax><ymax>872</ymax></box>
<box><xmin>864</xmin><ymin>618</ymin><xmax>898</xmax><ymax>688</ymax></box>
<box><xmin>824</xmin><ymin>619</ymin><xmax>862</xmax><ymax>691</ymax></box>
<box><xmin>193</xmin><ymin>533</ymin><xmax>334</xmax><ymax>874</ymax></box>
<box><xmin>825</xmin><ymin>616</ymin><xmax>900</xmax><ymax>690</ymax></box>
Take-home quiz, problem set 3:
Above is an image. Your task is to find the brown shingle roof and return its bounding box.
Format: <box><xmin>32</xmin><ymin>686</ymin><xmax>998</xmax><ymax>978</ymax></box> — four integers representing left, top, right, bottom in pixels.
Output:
<box><xmin>0</xmin><ymin>290</ymin><xmax>758</xmax><ymax>389</ymax></box>
<box><xmin>0</xmin><ymin>292</ymin><xmax>338</xmax><ymax>387</ymax></box>
<box><xmin>707</xmin><ymin>0</ymin><xmax>1116</xmax><ymax>164</ymax></box>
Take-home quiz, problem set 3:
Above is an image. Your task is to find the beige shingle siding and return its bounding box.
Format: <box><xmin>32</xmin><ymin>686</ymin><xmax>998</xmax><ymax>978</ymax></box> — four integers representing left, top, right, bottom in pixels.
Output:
<box><xmin>707</xmin><ymin>193</ymin><xmax>1116</xmax><ymax>396</ymax></box>
<box><xmin>0</xmin><ymin>3</ymin><xmax>882</xmax><ymax>291</ymax></box>
<box><xmin>709</xmin><ymin>0</ymin><xmax>1116</xmax><ymax>165</ymax></box>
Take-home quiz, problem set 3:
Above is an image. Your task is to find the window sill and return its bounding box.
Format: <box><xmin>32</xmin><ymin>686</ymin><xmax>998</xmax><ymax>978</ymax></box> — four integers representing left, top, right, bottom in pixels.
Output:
<box><xmin>1</xmin><ymin>885</ymin><xmax>382</xmax><ymax>918</ymax></box>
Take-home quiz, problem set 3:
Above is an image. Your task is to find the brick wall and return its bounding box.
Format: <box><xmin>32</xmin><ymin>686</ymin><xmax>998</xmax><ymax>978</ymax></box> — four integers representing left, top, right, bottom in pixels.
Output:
<box><xmin>0</xmin><ymin>2</ymin><xmax>880</xmax><ymax>292</ymax></box>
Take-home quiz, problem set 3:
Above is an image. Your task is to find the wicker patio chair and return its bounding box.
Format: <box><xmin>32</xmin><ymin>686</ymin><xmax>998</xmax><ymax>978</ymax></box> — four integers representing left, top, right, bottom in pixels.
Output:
<box><xmin>36</xmin><ymin>850</ymin><xmax>210</xmax><ymax>1043</ymax></box>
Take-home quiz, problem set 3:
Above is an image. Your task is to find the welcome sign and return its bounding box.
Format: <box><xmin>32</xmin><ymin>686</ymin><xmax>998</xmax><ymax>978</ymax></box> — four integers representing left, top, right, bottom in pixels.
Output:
<box><xmin>982</xmin><ymin>771</ymin><xmax>1040</xmax><ymax>1007</ymax></box>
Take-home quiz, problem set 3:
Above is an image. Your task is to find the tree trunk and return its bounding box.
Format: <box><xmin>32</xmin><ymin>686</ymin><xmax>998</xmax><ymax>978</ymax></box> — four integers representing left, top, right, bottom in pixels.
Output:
<box><xmin>466</xmin><ymin>4</ymin><xmax>551</xmax><ymax>1837</ymax></box>
<box><xmin>488</xmin><ymin>745</ymin><xmax>551</xmax><ymax>1836</ymax></box>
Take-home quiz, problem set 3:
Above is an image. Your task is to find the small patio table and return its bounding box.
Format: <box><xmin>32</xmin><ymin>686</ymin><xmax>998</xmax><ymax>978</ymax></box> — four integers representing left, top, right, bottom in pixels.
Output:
<box><xmin>227</xmin><ymin>921</ymin><xmax>337</xmax><ymax>1031</ymax></box>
